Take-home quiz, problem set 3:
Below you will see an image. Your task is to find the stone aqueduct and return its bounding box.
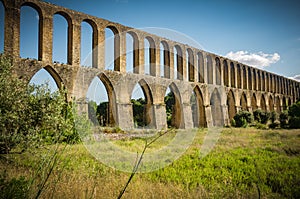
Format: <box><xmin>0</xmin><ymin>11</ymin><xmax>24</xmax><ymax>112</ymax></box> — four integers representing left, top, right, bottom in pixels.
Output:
<box><xmin>1</xmin><ymin>0</ymin><xmax>300</xmax><ymax>129</ymax></box>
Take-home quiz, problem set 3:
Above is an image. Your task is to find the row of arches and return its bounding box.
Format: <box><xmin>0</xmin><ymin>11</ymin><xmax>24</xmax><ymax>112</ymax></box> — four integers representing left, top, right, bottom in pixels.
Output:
<box><xmin>1</xmin><ymin>0</ymin><xmax>299</xmax><ymax>98</ymax></box>
<box><xmin>226</xmin><ymin>90</ymin><xmax>293</xmax><ymax>121</ymax></box>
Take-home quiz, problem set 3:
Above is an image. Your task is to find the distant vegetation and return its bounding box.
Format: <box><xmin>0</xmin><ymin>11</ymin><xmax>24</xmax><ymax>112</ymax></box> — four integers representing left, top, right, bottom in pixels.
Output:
<box><xmin>231</xmin><ymin>101</ymin><xmax>300</xmax><ymax>130</ymax></box>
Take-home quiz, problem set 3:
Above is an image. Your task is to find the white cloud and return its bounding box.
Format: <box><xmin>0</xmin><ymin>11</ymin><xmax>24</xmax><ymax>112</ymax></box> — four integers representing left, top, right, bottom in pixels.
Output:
<box><xmin>289</xmin><ymin>74</ymin><xmax>300</xmax><ymax>82</ymax></box>
<box><xmin>225</xmin><ymin>51</ymin><xmax>280</xmax><ymax>69</ymax></box>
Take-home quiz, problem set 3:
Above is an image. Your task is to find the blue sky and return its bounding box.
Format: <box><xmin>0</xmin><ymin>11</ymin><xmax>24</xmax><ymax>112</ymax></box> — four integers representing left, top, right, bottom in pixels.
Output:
<box><xmin>1</xmin><ymin>0</ymin><xmax>300</xmax><ymax>103</ymax></box>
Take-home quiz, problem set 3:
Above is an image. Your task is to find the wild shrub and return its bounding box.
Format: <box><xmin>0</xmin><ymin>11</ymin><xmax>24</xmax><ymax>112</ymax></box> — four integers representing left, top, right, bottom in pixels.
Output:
<box><xmin>288</xmin><ymin>100</ymin><xmax>300</xmax><ymax>129</ymax></box>
<box><xmin>253</xmin><ymin>110</ymin><xmax>270</xmax><ymax>124</ymax></box>
<box><xmin>279</xmin><ymin>111</ymin><xmax>289</xmax><ymax>129</ymax></box>
<box><xmin>233</xmin><ymin>111</ymin><xmax>253</xmax><ymax>128</ymax></box>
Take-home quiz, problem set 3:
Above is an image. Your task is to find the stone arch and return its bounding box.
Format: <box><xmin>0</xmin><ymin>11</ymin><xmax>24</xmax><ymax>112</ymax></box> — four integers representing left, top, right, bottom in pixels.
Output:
<box><xmin>223</xmin><ymin>60</ymin><xmax>229</xmax><ymax>87</ymax></box>
<box><xmin>20</xmin><ymin>2</ymin><xmax>43</xmax><ymax>60</ymax></box>
<box><xmin>192</xmin><ymin>86</ymin><xmax>206</xmax><ymax>127</ymax></box>
<box><xmin>166</xmin><ymin>82</ymin><xmax>183</xmax><ymax>128</ymax></box>
<box><xmin>187</xmin><ymin>48</ymin><xmax>194</xmax><ymax>82</ymax></box>
<box><xmin>97</xmin><ymin>73</ymin><xmax>117</xmax><ymax>126</ymax></box>
<box><xmin>206</xmin><ymin>55</ymin><xmax>213</xmax><ymax>84</ymax></box>
<box><xmin>53</xmin><ymin>11</ymin><xmax>73</xmax><ymax>64</ymax></box>
<box><xmin>275</xmin><ymin>96</ymin><xmax>281</xmax><ymax>113</ymax></box>
<box><xmin>230</xmin><ymin>62</ymin><xmax>236</xmax><ymax>88</ymax></box>
<box><xmin>160</xmin><ymin>41</ymin><xmax>170</xmax><ymax>78</ymax></box>
<box><xmin>210</xmin><ymin>88</ymin><xmax>224</xmax><ymax>127</ymax></box>
<box><xmin>260</xmin><ymin>94</ymin><xmax>267</xmax><ymax>111</ymax></box>
<box><xmin>251</xmin><ymin>93</ymin><xmax>258</xmax><ymax>111</ymax></box>
<box><xmin>269</xmin><ymin>95</ymin><xmax>274</xmax><ymax>111</ymax></box>
<box><xmin>237</xmin><ymin>64</ymin><xmax>242</xmax><ymax>89</ymax></box>
<box><xmin>145</xmin><ymin>36</ymin><xmax>156</xmax><ymax>76</ymax></box>
<box><xmin>174</xmin><ymin>45</ymin><xmax>183</xmax><ymax>80</ymax></box>
<box><xmin>242</xmin><ymin>66</ymin><xmax>247</xmax><ymax>89</ymax></box>
<box><xmin>37</xmin><ymin>65</ymin><xmax>64</xmax><ymax>89</ymax></box>
<box><xmin>81</xmin><ymin>19</ymin><xmax>98</xmax><ymax>68</ymax></box>
<box><xmin>227</xmin><ymin>89</ymin><xmax>236</xmax><ymax>122</ymax></box>
<box><xmin>215</xmin><ymin>57</ymin><xmax>221</xmax><ymax>85</ymax></box>
<box><xmin>197</xmin><ymin>52</ymin><xmax>204</xmax><ymax>83</ymax></box>
<box><xmin>240</xmin><ymin>92</ymin><xmax>248</xmax><ymax>111</ymax></box>
<box><xmin>105</xmin><ymin>25</ymin><xmax>121</xmax><ymax>71</ymax></box>
<box><xmin>248</xmin><ymin>67</ymin><xmax>252</xmax><ymax>90</ymax></box>
<box><xmin>131</xmin><ymin>79</ymin><xmax>155</xmax><ymax>128</ymax></box>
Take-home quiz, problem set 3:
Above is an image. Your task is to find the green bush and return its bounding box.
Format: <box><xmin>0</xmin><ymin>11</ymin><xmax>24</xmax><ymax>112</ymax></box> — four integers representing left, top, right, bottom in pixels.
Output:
<box><xmin>253</xmin><ymin>110</ymin><xmax>270</xmax><ymax>124</ymax></box>
<box><xmin>279</xmin><ymin>111</ymin><xmax>289</xmax><ymax>129</ymax></box>
<box><xmin>233</xmin><ymin>111</ymin><xmax>253</xmax><ymax>128</ymax></box>
<box><xmin>288</xmin><ymin>101</ymin><xmax>300</xmax><ymax>129</ymax></box>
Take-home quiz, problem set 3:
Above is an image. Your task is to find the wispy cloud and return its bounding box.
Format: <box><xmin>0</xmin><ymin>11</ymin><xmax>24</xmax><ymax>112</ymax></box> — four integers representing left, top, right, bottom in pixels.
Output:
<box><xmin>225</xmin><ymin>51</ymin><xmax>280</xmax><ymax>69</ymax></box>
<box><xmin>289</xmin><ymin>74</ymin><xmax>300</xmax><ymax>82</ymax></box>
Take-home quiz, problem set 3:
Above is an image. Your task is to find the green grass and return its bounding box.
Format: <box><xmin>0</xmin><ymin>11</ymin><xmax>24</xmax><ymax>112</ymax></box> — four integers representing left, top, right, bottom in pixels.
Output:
<box><xmin>1</xmin><ymin>128</ymin><xmax>300</xmax><ymax>198</ymax></box>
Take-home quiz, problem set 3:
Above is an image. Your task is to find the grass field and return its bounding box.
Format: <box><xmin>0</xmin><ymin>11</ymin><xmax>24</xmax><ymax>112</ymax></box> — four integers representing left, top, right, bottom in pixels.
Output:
<box><xmin>1</xmin><ymin>128</ymin><xmax>300</xmax><ymax>198</ymax></box>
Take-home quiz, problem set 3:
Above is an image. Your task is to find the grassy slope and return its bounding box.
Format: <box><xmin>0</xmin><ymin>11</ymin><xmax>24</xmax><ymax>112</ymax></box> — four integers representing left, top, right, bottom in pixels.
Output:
<box><xmin>1</xmin><ymin>128</ymin><xmax>300</xmax><ymax>198</ymax></box>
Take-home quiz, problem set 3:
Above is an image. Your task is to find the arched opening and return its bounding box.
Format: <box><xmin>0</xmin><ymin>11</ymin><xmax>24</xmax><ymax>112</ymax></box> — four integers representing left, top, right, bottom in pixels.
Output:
<box><xmin>237</xmin><ymin>64</ymin><xmax>241</xmax><ymax>89</ymax></box>
<box><xmin>260</xmin><ymin>95</ymin><xmax>267</xmax><ymax>111</ymax></box>
<box><xmin>29</xmin><ymin>67</ymin><xmax>60</xmax><ymax>93</ymax></box>
<box><xmin>270</xmin><ymin>75</ymin><xmax>273</xmax><ymax>92</ymax></box>
<box><xmin>248</xmin><ymin>67</ymin><xmax>252</xmax><ymax>90</ymax></box>
<box><xmin>269</xmin><ymin>96</ymin><xmax>274</xmax><ymax>111</ymax></box>
<box><xmin>126</xmin><ymin>33</ymin><xmax>134</xmax><ymax>73</ymax></box>
<box><xmin>126</xmin><ymin>31</ymin><xmax>139</xmax><ymax>74</ymax></box>
<box><xmin>240</xmin><ymin>92</ymin><xmax>248</xmax><ymax>111</ymax></box>
<box><xmin>144</xmin><ymin>38</ymin><xmax>150</xmax><ymax>75</ymax></box>
<box><xmin>251</xmin><ymin>94</ymin><xmax>258</xmax><ymax>111</ymax></box>
<box><xmin>164</xmin><ymin>83</ymin><xmax>183</xmax><ymax>128</ymax></box>
<box><xmin>0</xmin><ymin>2</ymin><xmax>5</xmax><ymax>53</ymax></box>
<box><xmin>131</xmin><ymin>80</ymin><xmax>154</xmax><ymax>128</ymax></box>
<box><xmin>174</xmin><ymin>45</ymin><xmax>183</xmax><ymax>80</ymax></box>
<box><xmin>53</xmin><ymin>13</ymin><xmax>70</xmax><ymax>64</ymax></box>
<box><xmin>215</xmin><ymin>57</ymin><xmax>221</xmax><ymax>85</ymax></box>
<box><xmin>207</xmin><ymin>55</ymin><xmax>213</xmax><ymax>84</ymax></box>
<box><xmin>261</xmin><ymin>72</ymin><xmax>265</xmax><ymax>91</ymax></box>
<box><xmin>288</xmin><ymin>98</ymin><xmax>292</xmax><ymax>107</ymax></box>
<box><xmin>253</xmin><ymin>69</ymin><xmax>257</xmax><ymax>90</ymax></box>
<box><xmin>242</xmin><ymin>66</ymin><xmax>247</xmax><ymax>89</ymax></box>
<box><xmin>145</xmin><ymin>36</ymin><xmax>156</xmax><ymax>76</ymax></box>
<box><xmin>266</xmin><ymin>73</ymin><xmax>270</xmax><ymax>92</ymax></box>
<box><xmin>282</xmin><ymin>96</ymin><xmax>287</xmax><ymax>110</ymax></box>
<box><xmin>210</xmin><ymin>88</ymin><xmax>224</xmax><ymax>127</ymax></box>
<box><xmin>197</xmin><ymin>52</ymin><xmax>204</xmax><ymax>83</ymax></box>
<box><xmin>191</xmin><ymin>86</ymin><xmax>206</xmax><ymax>128</ymax></box>
<box><xmin>86</xmin><ymin>75</ymin><xmax>116</xmax><ymax>126</ymax></box>
<box><xmin>81</xmin><ymin>21</ymin><xmax>93</xmax><ymax>67</ymax></box>
<box><xmin>223</xmin><ymin>60</ymin><xmax>229</xmax><ymax>87</ymax></box>
<box><xmin>20</xmin><ymin>5</ymin><xmax>40</xmax><ymax>60</ymax></box>
<box><xmin>187</xmin><ymin>48</ymin><xmax>194</xmax><ymax>82</ymax></box>
<box><xmin>160</xmin><ymin>41</ymin><xmax>170</xmax><ymax>78</ymax></box>
<box><xmin>230</xmin><ymin>62</ymin><xmax>236</xmax><ymax>88</ymax></box>
<box><xmin>257</xmin><ymin>71</ymin><xmax>261</xmax><ymax>91</ymax></box>
<box><xmin>227</xmin><ymin>90</ymin><xmax>236</xmax><ymax>122</ymax></box>
<box><xmin>105</xmin><ymin>26</ymin><xmax>120</xmax><ymax>71</ymax></box>
<box><xmin>275</xmin><ymin>96</ymin><xmax>281</xmax><ymax>113</ymax></box>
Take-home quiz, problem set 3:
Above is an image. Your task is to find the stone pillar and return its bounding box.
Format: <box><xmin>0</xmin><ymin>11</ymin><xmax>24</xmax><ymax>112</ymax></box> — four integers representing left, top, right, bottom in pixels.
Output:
<box><xmin>205</xmin><ymin>105</ymin><xmax>213</xmax><ymax>128</ymax></box>
<box><xmin>40</xmin><ymin>14</ymin><xmax>53</xmax><ymax>62</ymax></box>
<box><xmin>153</xmin><ymin>104</ymin><xmax>167</xmax><ymax>130</ymax></box>
<box><xmin>119</xmin><ymin>32</ymin><xmax>126</xmax><ymax>73</ymax></box>
<box><xmin>97</xmin><ymin>29</ymin><xmax>105</xmax><ymax>71</ymax></box>
<box><xmin>182</xmin><ymin>103</ymin><xmax>193</xmax><ymax>129</ymax></box>
<box><xmin>169</xmin><ymin>46</ymin><xmax>174</xmax><ymax>80</ymax></box>
<box><xmin>138</xmin><ymin>36</ymin><xmax>145</xmax><ymax>75</ymax></box>
<box><xmin>68</xmin><ymin>22</ymin><xmax>81</xmax><ymax>66</ymax></box>
<box><xmin>182</xmin><ymin>46</ymin><xmax>187</xmax><ymax>81</ymax></box>
<box><xmin>4</xmin><ymin>2</ymin><xmax>20</xmax><ymax>59</ymax></box>
<box><xmin>154</xmin><ymin>39</ymin><xmax>160</xmax><ymax>77</ymax></box>
<box><xmin>116</xmin><ymin>102</ymin><xmax>133</xmax><ymax>129</ymax></box>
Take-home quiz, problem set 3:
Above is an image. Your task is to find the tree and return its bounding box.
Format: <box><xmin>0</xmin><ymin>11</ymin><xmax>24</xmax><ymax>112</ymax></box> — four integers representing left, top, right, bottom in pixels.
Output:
<box><xmin>0</xmin><ymin>55</ymin><xmax>80</xmax><ymax>154</ymax></box>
